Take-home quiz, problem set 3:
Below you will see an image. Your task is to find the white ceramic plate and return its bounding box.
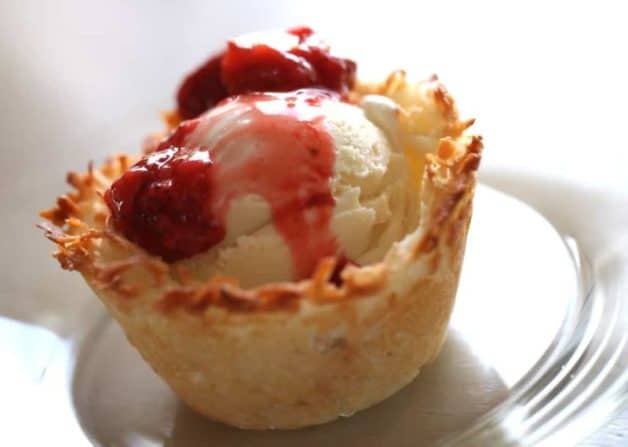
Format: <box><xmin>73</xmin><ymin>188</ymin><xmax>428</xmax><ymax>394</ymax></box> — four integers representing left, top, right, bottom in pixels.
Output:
<box><xmin>6</xmin><ymin>173</ymin><xmax>626</xmax><ymax>446</ymax></box>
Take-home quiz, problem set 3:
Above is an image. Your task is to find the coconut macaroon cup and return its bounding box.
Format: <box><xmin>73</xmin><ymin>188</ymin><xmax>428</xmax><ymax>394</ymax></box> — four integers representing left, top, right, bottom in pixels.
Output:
<box><xmin>40</xmin><ymin>63</ymin><xmax>481</xmax><ymax>430</ymax></box>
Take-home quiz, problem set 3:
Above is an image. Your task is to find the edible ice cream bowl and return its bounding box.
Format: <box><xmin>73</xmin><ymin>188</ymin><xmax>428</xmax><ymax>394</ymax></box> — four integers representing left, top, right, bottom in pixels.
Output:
<box><xmin>40</xmin><ymin>70</ymin><xmax>482</xmax><ymax>429</ymax></box>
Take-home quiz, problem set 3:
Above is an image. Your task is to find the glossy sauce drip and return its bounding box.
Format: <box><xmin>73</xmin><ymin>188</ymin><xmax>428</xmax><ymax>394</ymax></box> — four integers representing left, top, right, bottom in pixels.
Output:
<box><xmin>106</xmin><ymin>90</ymin><xmax>340</xmax><ymax>280</ymax></box>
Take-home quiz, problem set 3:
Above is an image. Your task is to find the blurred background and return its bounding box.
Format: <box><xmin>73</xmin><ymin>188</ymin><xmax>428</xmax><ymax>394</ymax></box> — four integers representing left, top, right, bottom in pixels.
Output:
<box><xmin>0</xmin><ymin>1</ymin><xmax>626</xmax><ymax>445</ymax></box>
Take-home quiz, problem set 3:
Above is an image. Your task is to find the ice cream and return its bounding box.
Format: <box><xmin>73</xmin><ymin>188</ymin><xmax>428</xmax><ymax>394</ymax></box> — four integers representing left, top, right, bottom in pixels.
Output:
<box><xmin>106</xmin><ymin>89</ymin><xmax>414</xmax><ymax>287</ymax></box>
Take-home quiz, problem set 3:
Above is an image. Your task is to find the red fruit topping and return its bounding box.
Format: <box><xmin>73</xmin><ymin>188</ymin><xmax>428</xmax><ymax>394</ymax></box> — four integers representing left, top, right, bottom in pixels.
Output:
<box><xmin>106</xmin><ymin>90</ymin><xmax>346</xmax><ymax>278</ymax></box>
<box><xmin>175</xmin><ymin>27</ymin><xmax>356</xmax><ymax>120</ymax></box>
<box><xmin>104</xmin><ymin>126</ymin><xmax>224</xmax><ymax>262</ymax></box>
<box><xmin>221</xmin><ymin>41</ymin><xmax>317</xmax><ymax>94</ymax></box>
<box><xmin>176</xmin><ymin>54</ymin><xmax>228</xmax><ymax>120</ymax></box>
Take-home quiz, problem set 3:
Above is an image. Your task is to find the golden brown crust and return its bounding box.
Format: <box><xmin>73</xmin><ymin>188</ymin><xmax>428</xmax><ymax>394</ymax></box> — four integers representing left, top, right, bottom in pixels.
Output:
<box><xmin>162</xmin><ymin>109</ymin><xmax>182</xmax><ymax>130</ymax></box>
<box><xmin>39</xmin><ymin>133</ymin><xmax>479</xmax><ymax>311</ymax></box>
<box><xmin>39</xmin><ymin>73</ymin><xmax>482</xmax><ymax>428</ymax></box>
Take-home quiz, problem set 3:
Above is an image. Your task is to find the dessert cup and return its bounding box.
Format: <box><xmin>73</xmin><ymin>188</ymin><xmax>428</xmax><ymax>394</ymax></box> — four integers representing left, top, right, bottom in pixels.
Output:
<box><xmin>41</xmin><ymin>40</ymin><xmax>482</xmax><ymax>428</ymax></box>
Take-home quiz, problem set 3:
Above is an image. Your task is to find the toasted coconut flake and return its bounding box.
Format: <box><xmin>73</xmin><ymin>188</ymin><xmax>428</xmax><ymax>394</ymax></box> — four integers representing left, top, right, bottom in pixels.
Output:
<box><xmin>432</xmin><ymin>83</ymin><xmax>456</xmax><ymax>120</ymax></box>
<box><xmin>162</xmin><ymin>109</ymin><xmax>182</xmax><ymax>130</ymax></box>
<box><xmin>342</xmin><ymin>263</ymin><xmax>387</xmax><ymax>295</ymax></box>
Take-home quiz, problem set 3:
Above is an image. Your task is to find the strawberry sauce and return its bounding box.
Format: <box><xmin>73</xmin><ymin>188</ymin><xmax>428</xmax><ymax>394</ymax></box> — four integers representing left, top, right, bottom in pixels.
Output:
<box><xmin>176</xmin><ymin>27</ymin><xmax>356</xmax><ymax>120</ymax></box>
<box><xmin>105</xmin><ymin>90</ymin><xmax>340</xmax><ymax>279</ymax></box>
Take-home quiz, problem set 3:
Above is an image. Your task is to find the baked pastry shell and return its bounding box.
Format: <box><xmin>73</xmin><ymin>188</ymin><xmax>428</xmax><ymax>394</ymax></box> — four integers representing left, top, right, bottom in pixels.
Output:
<box><xmin>40</xmin><ymin>84</ymin><xmax>482</xmax><ymax>429</ymax></box>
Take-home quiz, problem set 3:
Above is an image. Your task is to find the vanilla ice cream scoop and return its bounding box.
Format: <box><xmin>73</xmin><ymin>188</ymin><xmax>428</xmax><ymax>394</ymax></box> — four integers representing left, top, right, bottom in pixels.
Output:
<box><xmin>133</xmin><ymin>89</ymin><xmax>412</xmax><ymax>287</ymax></box>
